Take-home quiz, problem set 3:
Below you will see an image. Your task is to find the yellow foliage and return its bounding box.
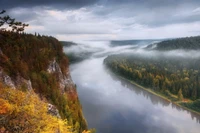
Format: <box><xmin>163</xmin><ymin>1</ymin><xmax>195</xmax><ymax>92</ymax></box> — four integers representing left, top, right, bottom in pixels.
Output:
<box><xmin>0</xmin><ymin>87</ymin><xmax>72</xmax><ymax>133</ymax></box>
<box><xmin>0</xmin><ymin>86</ymin><xmax>93</xmax><ymax>133</ymax></box>
<box><xmin>0</xmin><ymin>98</ymin><xmax>13</xmax><ymax>114</ymax></box>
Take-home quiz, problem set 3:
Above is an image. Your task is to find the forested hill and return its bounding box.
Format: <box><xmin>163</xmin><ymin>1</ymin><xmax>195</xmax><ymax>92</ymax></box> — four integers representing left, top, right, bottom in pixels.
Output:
<box><xmin>147</xmin><ymin>36</ymin><xmax>200</xmax><ymax>50</ymax></box>
<box><xmin>0</xmin><ymin>31</ymin><xmax>90</xmax><ymax>133</ymax></box>
<box><xmin>104</xmin><ymin>54</ymin><xmax>200</xmax><ymax>113</ymax></box>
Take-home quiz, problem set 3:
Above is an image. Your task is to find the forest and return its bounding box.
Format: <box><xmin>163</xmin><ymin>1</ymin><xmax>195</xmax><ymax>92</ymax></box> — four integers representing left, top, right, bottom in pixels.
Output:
<box><xmin>0</xmin><ymin>30</ymin><xmax>94</xmax><ymax>133</ymax></box>
<box><xmin>104</xmin><ymin>53</ymin><xmax>200</xmax><ymax>112</ymax></box>
<box><xmin>0</xmin><ymin>10</ymin><xmax>96</xmax><ymax>132</ymax></box>
<box><xmin>147</xmin><ymin>36</ymin><xmax>200</xmax><ymax>50</ymax></box>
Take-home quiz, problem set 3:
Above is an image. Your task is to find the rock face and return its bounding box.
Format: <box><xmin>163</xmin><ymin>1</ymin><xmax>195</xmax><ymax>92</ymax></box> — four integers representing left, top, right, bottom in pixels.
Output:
<box><xmin>0</xmin><ymin>57</ymin><xmax>77</xmax><ymax>119</ymax></box>
<box><xmin>0</xmin><ymin>48</ymin><xmax>33</xmax><ymax>90</ymax></box>
<box><xmin>0</xmin><ymin>55</ymin><xmax>74</xmax><ymax>94</ymax></box>
<box><xmin>47</xmin><ymin>59</ymin><xmax>75</xmax><ymax>94</ymax></box>
<box><xmin>0</xmin><ymin>68</ymin><xmax>16</xmax><ymax>89</ymax></box>
<box><xmin>47</xmin><ymin>103</ymin><xmax>61</xmax><ymax>118</ymax></box>
<box><xmin>0</xmin><ymin>67</ymin><xmax>32</xmax><ymax>90</ymax></box>
<box><xmin>0</xmin><ymin>58</ymin><xmax>76</xmax><ymax>116</ymax></box>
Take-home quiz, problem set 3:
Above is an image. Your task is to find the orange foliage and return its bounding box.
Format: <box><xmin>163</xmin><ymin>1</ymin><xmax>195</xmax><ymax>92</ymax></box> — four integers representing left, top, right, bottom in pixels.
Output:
<box><xmin>0</xmin><ymin>98</ymin><xmax>12</xmax><ymax>114</ymax></box>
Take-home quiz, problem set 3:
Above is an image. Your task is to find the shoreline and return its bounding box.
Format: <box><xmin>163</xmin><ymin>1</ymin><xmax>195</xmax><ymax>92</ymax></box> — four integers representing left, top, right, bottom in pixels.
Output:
<box><xmin>112</xmin><ymin>72</ymin><xmax>200</xmax><ymax>116</ymax></box>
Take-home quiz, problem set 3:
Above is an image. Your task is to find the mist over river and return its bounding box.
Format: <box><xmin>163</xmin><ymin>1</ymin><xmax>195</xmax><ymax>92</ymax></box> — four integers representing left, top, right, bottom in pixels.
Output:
<box><xmin>64</xmin><ymin>40</ymin><xmax>200</xmax><ymax>133</ymax></box>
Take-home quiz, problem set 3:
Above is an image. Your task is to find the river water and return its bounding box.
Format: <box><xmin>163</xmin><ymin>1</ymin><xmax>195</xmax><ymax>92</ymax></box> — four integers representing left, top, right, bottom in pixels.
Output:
<box><xmin>65</xmin><ymin>41</ymin><xmax>200</xmax><ymax>133</ymax></box>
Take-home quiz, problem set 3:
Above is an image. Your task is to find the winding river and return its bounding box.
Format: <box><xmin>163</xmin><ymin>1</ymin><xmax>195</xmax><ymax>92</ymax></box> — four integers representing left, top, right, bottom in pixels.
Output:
<box><xmin>65</xmin><ymin>41</ymin><xmax>200</xmax><ymax>133</ymax></box>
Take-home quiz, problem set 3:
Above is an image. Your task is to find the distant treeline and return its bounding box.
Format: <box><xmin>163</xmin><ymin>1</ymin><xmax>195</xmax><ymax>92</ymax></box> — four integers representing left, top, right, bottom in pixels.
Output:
<box><xmin>60</xmin><ymin>41</ymin><xmax>77</xmax><ymax>47</ymax></box>
<box><xmin>104</xmin><ymin>54</ymin><xmax>200</xmax><ymax>112</ymax></box>
<box><xmin>147</xmin><ymin>36</ymin><xmax>200</xmax><ymax>50</ymax></box>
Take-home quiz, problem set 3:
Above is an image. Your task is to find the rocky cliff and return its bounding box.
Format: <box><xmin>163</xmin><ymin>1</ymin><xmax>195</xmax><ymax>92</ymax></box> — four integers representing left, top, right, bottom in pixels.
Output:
<box><xmin>0</xmin><ymin>31</ymin><xmax>87</xmax><ymax>132</ymax></box>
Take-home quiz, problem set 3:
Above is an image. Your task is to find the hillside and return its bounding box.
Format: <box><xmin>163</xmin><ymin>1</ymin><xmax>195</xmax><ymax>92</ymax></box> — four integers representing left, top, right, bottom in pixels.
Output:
<box><xmin>0</xmin><ymin>31</ymin><xmax>89</xmax><ymax>133</ymax></box>
<box><xmin>104</xmin><ymin>54</ymin><xmax>200</xmax><ymax>113</ymax></box>
<box><xmin>147</xmin><ymin>36</ymin><xmax>200</xmax><ymax>50</ymax></box>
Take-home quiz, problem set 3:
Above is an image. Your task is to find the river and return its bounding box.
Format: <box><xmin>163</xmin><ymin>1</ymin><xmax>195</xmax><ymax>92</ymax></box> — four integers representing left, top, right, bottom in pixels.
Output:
<box><xmin>65</xmin><ymin>40</ymin><xmax>200</xmax><ymax>133</ymax></box>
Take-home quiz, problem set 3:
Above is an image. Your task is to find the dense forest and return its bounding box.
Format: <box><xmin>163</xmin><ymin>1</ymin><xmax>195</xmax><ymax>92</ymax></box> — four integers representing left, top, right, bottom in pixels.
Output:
<box><xmin>147</xmin><ymin>36</ymin><xmax>200</xmax><ymax>50</ymax></box>
<box><xmin>0</xmin><ymin>31</ymin><xmax>93</xmax><ymax>133</ymax></box>
<box><xmin>104</xmin><ymin>53</ymin><xmax>200</xmax><ymax>112</ymax></box>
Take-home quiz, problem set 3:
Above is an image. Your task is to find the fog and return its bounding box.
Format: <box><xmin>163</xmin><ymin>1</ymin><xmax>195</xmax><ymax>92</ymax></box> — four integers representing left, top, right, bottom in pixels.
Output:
<box><xmin>64</xmin><ymin>40</ymin><xmax>200</xmax><ymax>59</ymax></box>
<box><xmin>125</xmin><ymin>49</ymin><xmax>200</xmax><ymax>59</ymax></box>
<box><xmin>63</xmin><ymin>41</ymin><xmax>105</xmax><ymax>55</ymax></box>
<box><xmin>64</xmin><ymin>40</ymin><xmax>200</xmax><ymax>133</ymax></box>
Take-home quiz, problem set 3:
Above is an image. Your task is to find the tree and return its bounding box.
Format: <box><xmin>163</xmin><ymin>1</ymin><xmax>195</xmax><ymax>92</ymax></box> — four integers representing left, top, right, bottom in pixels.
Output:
<box><xmin>0</xmin><ymin>10</ymin><xmax>28</xmax><ymax>32</ymax></box>
<box><xmin>0</xmin><ymin>87</ymin><xmax>72</xmax><ymax>133</ymax></box>
<box><xmin>178</xmin><ymin>89</ymin><xmax>183</xmax><ymax>101</ymax></box>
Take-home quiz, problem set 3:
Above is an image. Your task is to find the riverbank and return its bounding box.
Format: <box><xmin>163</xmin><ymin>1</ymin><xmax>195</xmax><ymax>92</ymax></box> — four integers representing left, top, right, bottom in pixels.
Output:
<box><xmin>109</xmin><ymin>70</ymin><xmax>200</xmax><ymax>116</ymax></box>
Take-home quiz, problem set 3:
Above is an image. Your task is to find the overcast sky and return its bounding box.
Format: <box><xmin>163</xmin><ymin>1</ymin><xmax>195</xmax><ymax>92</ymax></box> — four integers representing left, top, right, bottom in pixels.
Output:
<box><xmin>1</xmin><ymin>0</ymin><xmax>200</xmax><ymax>41</ymax></box>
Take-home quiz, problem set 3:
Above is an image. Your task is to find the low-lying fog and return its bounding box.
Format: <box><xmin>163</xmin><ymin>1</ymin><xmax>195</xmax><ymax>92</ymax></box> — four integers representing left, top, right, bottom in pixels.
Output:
<box><xmin>64</xmin><ymin>40</ymin><xmax>200</xmax><ymax>133</ymax></box>
<box><xmin>65</xmin><ymin>40</ymin><xmax>200</xmax><ymax>59</ymax></box>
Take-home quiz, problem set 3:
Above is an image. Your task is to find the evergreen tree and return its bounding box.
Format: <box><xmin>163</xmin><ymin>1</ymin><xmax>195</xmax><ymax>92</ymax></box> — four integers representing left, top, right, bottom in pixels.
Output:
<box><xmin>178</xmin><ymin>89</ymin><xmax>183</xmax><ymax>101</ymax></box>
<box><xmin>0</xmin><ymin>10</ymin><xmax>28</xmax><ymax>32</ymax></box>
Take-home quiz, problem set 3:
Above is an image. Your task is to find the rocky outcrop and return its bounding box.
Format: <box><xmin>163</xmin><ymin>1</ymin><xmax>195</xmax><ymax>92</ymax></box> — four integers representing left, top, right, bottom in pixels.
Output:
<box><xmin>0</xmin><ymin>57</ymin><xmax>76</xmax><ymax>119</ymax></box>
<box><xmin>0</xmin><ymin>68</ymin><xmax>33</xmax><ymax>90</ymax></box>
<box><xmin>0</xmin><ymin>68</ymin><xmax>16</xmax><ymax>89</ymax></box>
<box><xmin>47</xmin><ymin>103</ymin><xmax>61</xmax><ymax>118</ymax></box>
<box><xmin>15</xmin><ymin>75</ymin><xmax>33</xmax><ymax>90</ymax></box>
<box><xmin>0</xmin><ymin>48</ymin><xmax>33</xmax><ymax>90</ymax></box>
<box><xmin>47</xmin><ymin>59</ymin><xmax>75</xmax><ymax>94</ymax></box>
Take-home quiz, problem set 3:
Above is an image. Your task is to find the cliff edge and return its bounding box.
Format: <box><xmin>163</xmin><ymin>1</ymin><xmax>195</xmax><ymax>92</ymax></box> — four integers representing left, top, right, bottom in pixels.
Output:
<box><xmin>0</xmin><ymin>31</ymin><xmax>87</xmax><ymax>132</ymax></box>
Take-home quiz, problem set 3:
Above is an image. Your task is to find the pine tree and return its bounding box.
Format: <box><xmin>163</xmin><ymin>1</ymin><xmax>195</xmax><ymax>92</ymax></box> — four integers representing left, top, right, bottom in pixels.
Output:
<box><xmin>0</xmin><ymin>10</ymin><xmax>28</xmax><ymax>32</ymax></box>
<box><xmin>178</xmin><ymin>89</ymin><xmax>183</xmax><ymax>101</ymax></box>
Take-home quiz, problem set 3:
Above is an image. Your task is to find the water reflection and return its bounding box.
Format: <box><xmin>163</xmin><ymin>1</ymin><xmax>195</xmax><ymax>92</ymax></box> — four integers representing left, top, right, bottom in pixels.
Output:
<box><xmin>108</xmin><ymin>70</ymin><xmax>200</xmax><ymax>124</ymax></box>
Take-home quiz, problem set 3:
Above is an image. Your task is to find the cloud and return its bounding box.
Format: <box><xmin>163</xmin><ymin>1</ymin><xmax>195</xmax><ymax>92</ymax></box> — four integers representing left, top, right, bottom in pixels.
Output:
<box><xmin>0</xmin><ymin>0</ymin><xmax>99</xmax><ymax>9</ymax></box>
<box><xmin>92</xmin><ymin>0</ymin><xmax>200</xmax><ymax>27</ymax></box>
<box><xmin>7</xmin><ymin>7</ymin><xmax>121</xmax><ymax>40</ymax></box>
<box><xmin>2</xmin><ymin>0</ymin><xmax>200</xmax><ymax>40</ymax></box>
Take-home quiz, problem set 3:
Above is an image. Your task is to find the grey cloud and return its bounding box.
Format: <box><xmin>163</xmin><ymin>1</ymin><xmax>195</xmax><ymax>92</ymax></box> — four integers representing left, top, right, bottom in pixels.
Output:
<box><xmin>2</xmin><ymin>0</ymin><xmax>200</xmax><ymax>40</ymax></box>
<box><xmin>0</xmin><ymin>0</ymin><xmax>99</xmax><ymax>9</ymax></box>
<box><xmin>15</xmin><ymin>7</ymin><xmax>118</xmax><ymax>36</ymax></box>
<box><xmin>133</xmin><ymin>7</ymin><xmax>200</xmax><ymax>27</ymax></box>
<box><xmin>103</xmin><ymin>0</ymin><xmax>200</xmax><ymax>8</ymax></box>
<box><xmin>7</xmin><ymin>8</ymin><xmax>39</xmax><ymax>22</ymax></box>
<box><xmin>2</xmin><ymin>0</ymin><xmax>200</xmax><ymax>10</ymax></box>
<box><xmin>3</xmin><ymin>0</ymin><xmax>200</xmax><ymax>28</ymax></box>
<box><xmin>92</xmin><ymin>0</ymin><xmax>200</xmax><ymax>27</ymax></box>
